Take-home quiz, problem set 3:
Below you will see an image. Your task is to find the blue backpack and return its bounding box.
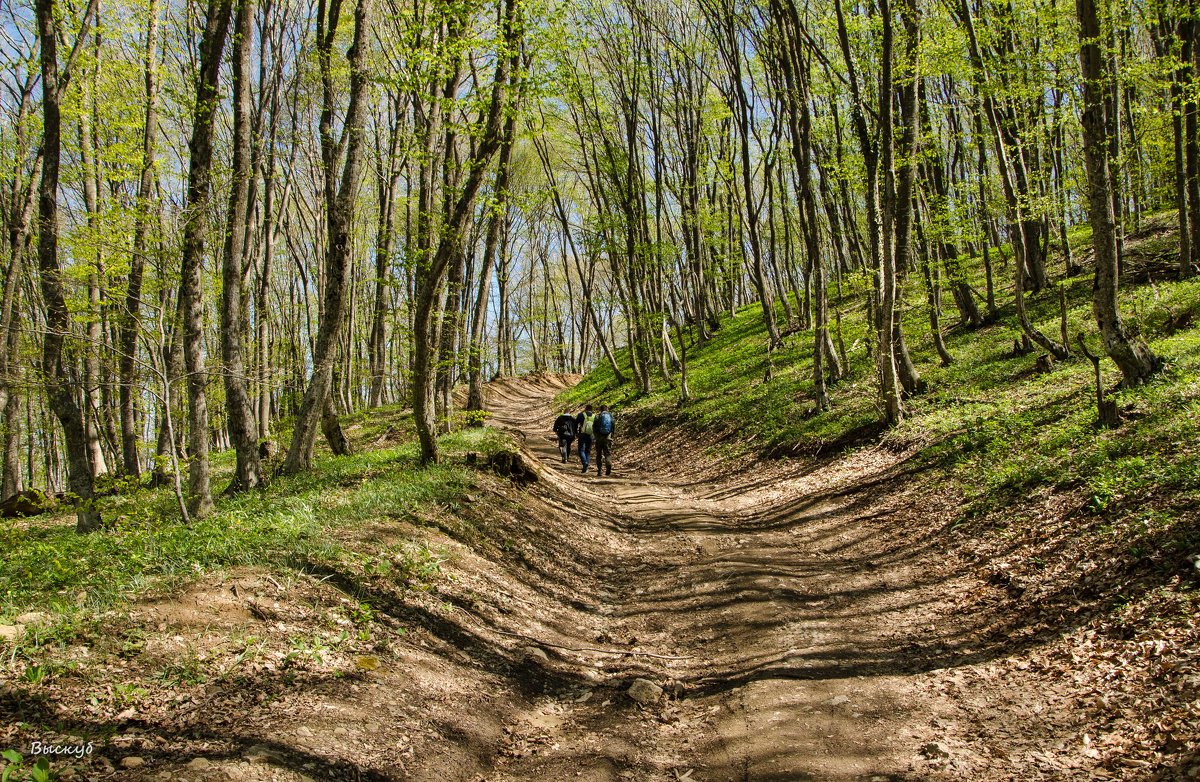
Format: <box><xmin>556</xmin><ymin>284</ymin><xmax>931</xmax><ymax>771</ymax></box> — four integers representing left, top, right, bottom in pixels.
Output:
<box><xmin>595</xmin><ymin>411</ymin><xmax>614</xmax><ymax>435</ymax></box>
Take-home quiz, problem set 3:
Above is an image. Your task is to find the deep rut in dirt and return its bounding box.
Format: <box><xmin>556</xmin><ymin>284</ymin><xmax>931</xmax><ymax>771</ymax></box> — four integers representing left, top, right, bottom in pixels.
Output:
<box><xmin>473</xmin><ymin>375</ymin><xmax>989</xmax><ymax>782</ymax></box>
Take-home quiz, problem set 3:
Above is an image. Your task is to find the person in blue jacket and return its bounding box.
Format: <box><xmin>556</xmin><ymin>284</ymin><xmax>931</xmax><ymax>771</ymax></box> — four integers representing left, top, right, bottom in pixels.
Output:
<box><xmin>593</xmin><ymin>404</ymin><xmax>615</xmax><ymax>476</ymax></box>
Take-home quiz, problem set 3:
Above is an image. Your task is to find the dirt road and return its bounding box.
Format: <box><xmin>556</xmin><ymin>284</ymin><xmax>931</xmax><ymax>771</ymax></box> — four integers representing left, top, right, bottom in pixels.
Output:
<box><xmin>24</xmin><ymin>375</ymin><xmax>1030</xmax><ymax>782</ymax></box>
<box><xmin>476</xmin><ymin>375</ymin><xmax>982</xmax><ymax>781</ymax></box>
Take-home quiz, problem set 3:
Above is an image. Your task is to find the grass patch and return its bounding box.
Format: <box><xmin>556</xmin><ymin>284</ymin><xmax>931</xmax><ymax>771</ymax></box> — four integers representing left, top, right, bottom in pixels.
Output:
<box><xmin>563</xmin><ymin>211</ymin><xmax>1200</xmax><ymax>561</ymax></box>
<box><xmin>0</xmin><ymin>410</ymin><xmax>505</xmax><ymax>620</ymax></box>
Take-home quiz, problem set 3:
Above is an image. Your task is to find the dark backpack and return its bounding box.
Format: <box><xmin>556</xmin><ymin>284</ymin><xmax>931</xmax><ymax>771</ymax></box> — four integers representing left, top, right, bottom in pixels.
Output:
<box><xmin>595</xmin><ymin>411</ymin><xmax>614</xmax><ymax>435</ymax></box>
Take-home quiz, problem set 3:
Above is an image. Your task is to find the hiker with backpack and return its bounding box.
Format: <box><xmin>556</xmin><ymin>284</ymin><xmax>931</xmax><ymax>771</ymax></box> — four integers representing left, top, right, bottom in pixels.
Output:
<box><xmin>593</xmin><ymin>404</ymin><xmax>615</xmax><ymax>476</ymax></box>
<box><xmin>552</xmin><ymin>409</ymin><xmax>577</xmax><ymax>463</ymax></box>
<box><xmin>576</xmin><ymin>404</ymin><xmax>595</xmax><ymax>473</ymax></box>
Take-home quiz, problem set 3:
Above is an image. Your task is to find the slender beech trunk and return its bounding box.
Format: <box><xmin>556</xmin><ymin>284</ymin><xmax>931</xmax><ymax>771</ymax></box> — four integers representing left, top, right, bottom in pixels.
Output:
<box><xmin>369</xmin><ymin>93</ymin><xmax>404</xmax><ymax>408</ymax></box>
<box><xmin>151</xmin><ymin>287</ymin><xmax>186</xmax><ymax>487</ymax></box>
<box><xmin>960</xmin><ymin>0</ymin><xmax>1069</xmax><ymax>359</ymax></box>
<box><xmin>178</xmin><ymin>0</ymin><xmax>233</xmax><ymax>517</ymax></box>
<box><xmin>466</xmin><ymin>111</ymin><xmax>518</xmax><ymax>411</ymax></box>
<box><xmin>1166</xmin><ymin>24</ymin><xmax>1191</xmax><ymax>277</ymax></box>
<box><xmin>770</xmin><ymin>0</ymin><xmax>829</xmax><ymax>408</ymax></box>
<box><xmin>413</xmin><ymin>0</ymin><xmax>520</xmax><ymax>465</ymax></box>
<box><xmin>833</xmin><ymin>0</ymin><xmax>901</xmax><ymax>423</ymax></box>
<box><xmin>35</xmin><ymin>0</ymin><xmax>101</xmax><ymax>531</ymax></box>
<box><xmin>257</xmin><ymin>176</ymin><xmax>277</xmax><ymax>439</ymax></box>
<box><xmin>1076</xmin><ymin>0</ymin><xmax>1158</xmax><ymax>385</ymax></box>
<box><xmin>726</xmin><ymin>19</ymin><xmax>780</xmax><ymax>348</ymax></box>
<box><xmin>922</xmin><ymin>242</ymin><xmax>954</xmax><ymax>366</ymax></box>
<box><xmin>256</xmin><ymin>79</ymin><xmax>295</xmax><ymax>441</ymax></box>
<box><xmin>877</xmin><ymin>0</ymin><xmax>905</xmax><ymax>423</ymax></box>
<box><xmin>0</xmin><ymin>139</ymin><xmax>40</xmax><ymax>498</ymax></box>
<box><xmin>2</xmin><ymin>367</ymin><xmax>20</xmax><ymax>497</ymax></box>
<box><xmin>1186</xmin><ymin>19</ymin><xmax>1200</xmax><ymax>274</ymax></box>
<box><xmin>78</xmin><ymin>67</ymin><xmax>108</xmax><ymax>479</ymax></box>
<box><xmin>118</xmin><ymin>0</ymin><xmax>160</xmax><ymax>480</ymax></box>
<box><xmin>282</xmin><ymin>0</ymin><xmax>373</xmax><ymax>473</ymax></box>
<box><xmin>890</xmin><ymin>0</ymin><xmax>923</xmax><ymax>399</ymax></box>
<box><xmin>221</xmin><ymin>0</ymin><xmax>263</xmax><ymax>492</ymax></box>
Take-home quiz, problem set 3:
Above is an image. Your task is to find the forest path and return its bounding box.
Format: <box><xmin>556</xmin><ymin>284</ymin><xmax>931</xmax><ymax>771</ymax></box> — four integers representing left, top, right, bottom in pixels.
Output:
<box><xmin>45</xmin><ymin>375</ymin><xmax>1009</xmax><ymax>782</ymax></box>
<box><xmin>478</xmin><ymin>375</ymin><xmax>980</xmax><ymax>782</ymax></box>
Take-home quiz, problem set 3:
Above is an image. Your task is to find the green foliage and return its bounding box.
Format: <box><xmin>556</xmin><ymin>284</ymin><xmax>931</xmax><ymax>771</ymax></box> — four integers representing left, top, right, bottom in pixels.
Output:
<box><xmin>350</xmin><ymin>602</ymin><xmax>374</xmax><ymax>625</ymax></box>
<box><xmin>391</xmin><ymin>543</ymin><xmax>448</xmax><ymax>588</ymax></box>
<box><xmin>357</xmin><ymin>543</ymin><xmax>447</xmax><ymax>590</ymax></box>
<box><xmin>564</xmin><ymin>294</ymin><xmax>879</xmax><ymax>449</ymax></box>
<box><xmin>461</xmin><ymin>409</ymin><xmax>493</xmax><ymax>428</ymax></box>
<box><xmin>566</xmin><ymin>213</ymin><xmax>1200</xmax><ymax>562</ymax></box>
<box><xmin>20</xmin><ymin>665</ymin><xmax>49</xmax><ymax>686</ymax></box>
<box><xmin>0</xmin><ymin>752</ymin><xmax>53</xmax><ymax>782</ymax></box>
<box><xmin>156</xmin><ymin>647</ymin><xmax>206</xmax><ymax>686</ymax></box>
<box><xmin>111</xmin><ymin>682</ymin><xmax>148</xmax><ymax>706</ymax></box>
<box><xmin>283</xmin><ymin>632</ymin><xmax>338</xmax><ymax>667</ymax></box>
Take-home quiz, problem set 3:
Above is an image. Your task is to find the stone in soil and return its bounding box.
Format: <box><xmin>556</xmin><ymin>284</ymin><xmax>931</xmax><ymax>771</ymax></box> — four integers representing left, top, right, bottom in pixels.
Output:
<box><xmin>14</xmin><ymin>611</ymin><xmax>51</xmax><ymax>626</ymax></box>
<box><xmin>628</xmin><ymin>678</ymin><xmax>663</xmax><ymax>705</ymax></box>
<box><xmin>520</xmin><ymin>646</ymin><xmax>550</xmax><ymax>664</ymax></box>
<box><xmin>920</xmin><ymin>741</ymin><xmax>951</xmax><ymax>759</ymax></box>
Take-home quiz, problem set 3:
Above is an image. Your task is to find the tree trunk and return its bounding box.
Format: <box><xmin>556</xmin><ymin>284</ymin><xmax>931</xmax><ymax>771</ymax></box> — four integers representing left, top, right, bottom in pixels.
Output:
<box><xmin>35</xmin><ymin>0</ymin><xmax>102</xmax><ymax>532</ymax></box>
<box><xmin>877</xmin><ymin>0</ymin><xmax>906</xmax><ymax>422</ymax></box>
<box><xmin>1076</xmin><ymin>0</ymin><xmax>1158</xmax><ymax>385</ymax></box>
<box><xmin>178</xmin><ymin>0</ymin><xmax>233</xmax><ymax>517</ymax></box>
<box><xmin>369</xmin><ymin>93</ymin><xmax>404</xmax><ymax>409</ymax></box>
<box><xmin>1186</xmin><ymin>19</ymin><xmax>1200</xmax><ymax>275</ymax></box>
<box><xmin>466</xmin><ymin>111</ymin><xmax>518</xmax><ymax>411</ymax></box>
<box><xmin>118</xmin><ymin>0</ymin><xmax>160</xmax><ymax>480</ymax></box>
<box><xmin>3</xmin><ymin>380</ymin><xmax>21</xmax><ymax>498</ymax></box>
<box><xmin>832</xmin><ymin>0</ymin><xmax>901</xmax><ymax>423</ymax></box>
<box><xmin>282</xmin><ymin>0</ymin><xmax>373</xmax><ymax>473</ymax></box>
<box><xmin>221</xmin><ymin>0</ymin><xmax>263</xmax><ymax>492</ymax></box>
<box><xmin>0</xmin><ymin>136</ymin><xmax>39</xmax><ymax>499</ymax></box>
<box><xmin>960</xmin><ymin>0</ymin><xmax>1068</xmax><ymax>359</ymax></box>
<box><xmin>78</xmin><ymin>72</ymin><xmax>109</xmax><ymax>480</ymax></box>
<box><xmin>770</xmin><ymin>0</ymin><xmax>829</xmax><ymax>409</ymax></box>
<box><xmin>923</xmin><ymin>249</ymin><xmax>953</xmax><ymax>366</ymax></box>
<box><xmin>413</xmin><ymin>0</ymin><xmax>520</xmax><ymax>465</ymax></box>
<box><xmin>1173</xmin><ymin>32</ymin><xmax>1192</xmax><ymax>278</ymax></box>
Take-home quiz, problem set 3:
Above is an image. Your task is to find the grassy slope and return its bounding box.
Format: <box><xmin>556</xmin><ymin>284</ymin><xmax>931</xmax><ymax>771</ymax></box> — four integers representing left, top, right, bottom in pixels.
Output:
<box><xmin>0</xmin><ymin>407</ymin><xmax>506</xmax><ymax>619</ymax></box>
<box><xmin>566</xmin><ymin>215</ymin><xmax>1200</xmax><ymax>547</ymax></box>
<box><xmin>0</xmin><ymin>407</ymin><xmax>532</xmax><ymax>781</ymax></box>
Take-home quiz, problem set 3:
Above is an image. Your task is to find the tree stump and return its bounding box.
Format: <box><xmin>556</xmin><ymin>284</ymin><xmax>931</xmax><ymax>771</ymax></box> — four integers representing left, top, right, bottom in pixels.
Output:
<box><xmin>1078</xmin><ymin>334</ymin><xmax>1121</xmax><ymax>428</ymax></box>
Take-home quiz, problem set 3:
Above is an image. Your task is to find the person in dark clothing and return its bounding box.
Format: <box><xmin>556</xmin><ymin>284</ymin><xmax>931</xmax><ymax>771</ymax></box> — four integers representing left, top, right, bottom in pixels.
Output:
<box><xmin>593</xmin><ymin>404</ymin><xmax>614</xmax><ymax>476</ymax></box>
<box><xmin>552</xmin><ymin>410</ymin><xmax>577</xmax><ymax>463</ymax></box>
<box><xmin>575</xmin><ymin>404</ymin><xmax>595</xmax><ymax>473</ymax></box>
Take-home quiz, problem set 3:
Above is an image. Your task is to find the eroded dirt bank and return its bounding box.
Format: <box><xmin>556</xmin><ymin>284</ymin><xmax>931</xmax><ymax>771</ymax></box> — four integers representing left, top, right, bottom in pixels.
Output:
<box><xmin>6</xmin><ymin>374</ymin><xmax>1190</xmax><ymax>781</ymax></box>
